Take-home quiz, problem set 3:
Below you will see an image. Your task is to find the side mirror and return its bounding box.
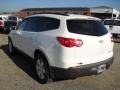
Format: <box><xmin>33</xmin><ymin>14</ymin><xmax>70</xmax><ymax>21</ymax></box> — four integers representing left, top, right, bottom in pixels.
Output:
<box><xmin>9</xmin><ymin>26</ymin><xmax>17</xmax><ymax>31</ymax></box>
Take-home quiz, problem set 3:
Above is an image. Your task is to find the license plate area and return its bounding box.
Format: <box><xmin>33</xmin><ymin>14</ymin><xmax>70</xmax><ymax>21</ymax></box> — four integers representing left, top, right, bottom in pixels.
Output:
<box><xmin>97</xmin><ymin>64</ymin><xmax>106</xmax><ymax>73</ymax></box>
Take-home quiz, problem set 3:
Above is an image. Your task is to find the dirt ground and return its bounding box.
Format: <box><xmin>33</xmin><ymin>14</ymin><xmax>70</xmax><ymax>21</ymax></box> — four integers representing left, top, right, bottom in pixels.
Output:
<box><xmin>0</xmin><ymin>33</ymin><xmax>120</xmax><ymax>90</ymax></box>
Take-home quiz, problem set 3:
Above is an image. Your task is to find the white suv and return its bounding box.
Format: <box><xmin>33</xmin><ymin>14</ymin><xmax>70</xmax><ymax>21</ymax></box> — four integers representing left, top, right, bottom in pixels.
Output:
<box><xmin>103</xmin><ymin>19</ymin><xmax>120</xmax><ymax>42</ymax></box>
<box><xmin>8</xmin><ymin>14</ymin><xmax>114</xmax><ymax>84</ymax></box>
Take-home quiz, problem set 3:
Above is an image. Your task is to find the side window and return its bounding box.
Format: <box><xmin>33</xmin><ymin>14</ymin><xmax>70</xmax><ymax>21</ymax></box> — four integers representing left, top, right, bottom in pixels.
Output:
<box><xmin>18</xmin><ymin>19</ymin><xmax>27</xmax><ymax>31</ymax></box>
<box><xmin>43</xmin><ymin>17</ymin><xmax>60</xmax><ymax>30</ymax></box>
<box><xmin>34</xmin><ymin>17</ymin><xmax>45</xmax><ymax>32</ymax></box>
<box><xmin>34</xmin><ymin>17</ymin><xmax>60</xmax><ymax>32</ymax></box>
<box><xmin>18</xmin><ymin>17</ymin><xmax>60</xmax><ymax>32</ymax></box>
<box><xmin>24</xmin><ymin>18</ymin><xmax>36</xmax><ymax>32</ymax></box>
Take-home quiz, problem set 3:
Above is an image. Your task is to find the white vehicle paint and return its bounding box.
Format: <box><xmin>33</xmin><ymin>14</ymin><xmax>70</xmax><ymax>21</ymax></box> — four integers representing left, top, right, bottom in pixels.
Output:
<box><xmin>0</xmin><ymin>15</ymin><xmax>10</xmax><ymax>21</ymax></box>
<box><xmin>8</xmin><ymin>14</ymin><xmax>114</xmax><ymax>84</ymax></box>
<box><xmin>103</xmin><ymin>19</ymin><xmax>120</xmax><ymax>42</ymax></box>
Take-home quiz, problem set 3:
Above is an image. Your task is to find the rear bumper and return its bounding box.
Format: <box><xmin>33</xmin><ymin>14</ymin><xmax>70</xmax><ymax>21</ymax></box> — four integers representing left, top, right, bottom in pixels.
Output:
<box><xmin>50</xmin><ymin>56</ymin><xmax>114</xmax><ymax>79</ymax></box>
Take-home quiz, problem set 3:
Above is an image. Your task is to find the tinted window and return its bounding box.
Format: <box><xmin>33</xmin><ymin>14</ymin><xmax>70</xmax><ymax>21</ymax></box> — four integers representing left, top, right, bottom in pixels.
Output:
<box><xmin>24</xmin><ymin>18</ymin><xmax>36</xmax><ymax>31</ymax></box>
<box><xmin>34</xmin><ymin>17</ymin><xmax>60</xmax><ymax>32</ymax></box>
<box><xmin>67</xmin><ymin>20</ymin><xmax>108</xmax><ymax>36</ymax></box>
<box><xmin>18</xmin><ymin>19</ymin><xmax>27</xmax><ymax>31</ymax></box>
<box><xmin>8</xmin><ymin>16</ymin><xmax>17</xmax><ymax>21</ymax></box>
<box><xmin>44</xmin><ymin>17</ymin><xmax>60</xmax><ymax>30</ymax></box>
<box><xmin>104</xmin><ymin>20</ymin><xmax>120</xmax><ymax>26</ymax></box>
<box><xmin>18</xmin><ymin>17</ymin><xmax>60</xmax><ymax>32</ymax></box>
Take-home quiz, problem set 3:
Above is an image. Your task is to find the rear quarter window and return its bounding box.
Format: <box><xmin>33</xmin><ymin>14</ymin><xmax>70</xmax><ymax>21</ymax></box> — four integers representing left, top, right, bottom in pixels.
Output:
<box><xmin>67</xmin><ymin>20</ymin><xmax>108</xmax><ymax>36</ymax></box>
<box><xmin>34</xmin><ymin>17</ymin><xmax>60</xmax><ymax>32</ymax></box>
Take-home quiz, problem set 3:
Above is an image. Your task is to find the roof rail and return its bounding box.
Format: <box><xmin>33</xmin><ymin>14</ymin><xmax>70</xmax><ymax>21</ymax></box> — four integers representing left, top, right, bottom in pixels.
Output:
<box><xmin>38</xmin><ymin>12</ymin><xmax>69</xmax><ymax>16</ymax></box>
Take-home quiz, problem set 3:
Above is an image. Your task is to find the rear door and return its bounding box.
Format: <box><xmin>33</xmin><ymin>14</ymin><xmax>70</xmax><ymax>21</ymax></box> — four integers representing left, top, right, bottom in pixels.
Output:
<box><xmin>11</xmin><ymin>19</ymin><xmax>27</xmax><ymax>49</ymax></box>
<box><xmin>17</xmin><ymin>17</ymin><xmax>37</xmax><ymax>57</ymax></box>
<box><xmin>67</xmin><ymin>20</ymin><xmax>113</xmax><ymax>65</ymax></box>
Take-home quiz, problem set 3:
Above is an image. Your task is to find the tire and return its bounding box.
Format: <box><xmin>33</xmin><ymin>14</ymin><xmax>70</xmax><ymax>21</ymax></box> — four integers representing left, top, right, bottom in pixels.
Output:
<box><xmin>8</xmin><ymin>39</ymin><xmax>15</xmax><ymax>54</ymax></box>
<box><xmin>35</xmin><ymin>54</ymin><xmax>49</xmax><ymax>84</ymax></box>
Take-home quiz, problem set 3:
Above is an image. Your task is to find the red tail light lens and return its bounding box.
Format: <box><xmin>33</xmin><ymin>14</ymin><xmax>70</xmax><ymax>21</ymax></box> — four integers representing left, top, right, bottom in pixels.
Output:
<box><xmin>57</xmin><ymin>37</ymin><xmax>83</xmax><ymax>48</ymax></box>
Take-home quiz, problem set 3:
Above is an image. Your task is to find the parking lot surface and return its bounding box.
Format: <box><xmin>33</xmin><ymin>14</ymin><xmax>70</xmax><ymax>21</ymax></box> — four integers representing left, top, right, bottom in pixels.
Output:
<box><xmin>0</xmin><ymin>33</ymin><xmax>120</xmax><ymax>90</ymax></box>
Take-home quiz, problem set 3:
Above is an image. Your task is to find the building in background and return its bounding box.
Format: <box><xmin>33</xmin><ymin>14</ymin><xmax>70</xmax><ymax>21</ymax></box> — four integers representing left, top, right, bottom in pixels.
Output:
<box><xmin>18</xmin><ymin>7</ymin><xmax>91</xmax><ymax>18</ymax></box>
<box><xmin>1</xmin><ymin>6</ymin><xmax>119</xmax><ymax>19</ymax></box>
<box><xmin>91</xmin><ymin>6</ymin><xmax>120</xmax><ymax>20</ymax></box>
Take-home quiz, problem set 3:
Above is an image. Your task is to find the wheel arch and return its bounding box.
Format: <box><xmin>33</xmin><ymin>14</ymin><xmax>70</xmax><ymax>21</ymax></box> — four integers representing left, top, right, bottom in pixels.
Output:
<box><xmin>34</xmin><ymin>49</ymin><xmax>52</xmax><ymax>78</ymax></box>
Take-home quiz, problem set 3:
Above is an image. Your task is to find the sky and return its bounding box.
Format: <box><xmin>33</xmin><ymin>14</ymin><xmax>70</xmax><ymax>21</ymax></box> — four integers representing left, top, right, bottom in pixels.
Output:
<box><xmin>0</xmin><ymin>0</ymin><xmax>120</xmax><ymax>12</ymax></box>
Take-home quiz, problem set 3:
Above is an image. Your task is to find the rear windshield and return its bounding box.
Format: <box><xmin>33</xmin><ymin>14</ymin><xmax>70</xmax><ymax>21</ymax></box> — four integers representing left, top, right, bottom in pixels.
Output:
<box><xmin>67</xmin><ymin>20</ymin><xmax>108</xmax><ymax>36</ymax></box>
<box><xmin>8</xmin><ymin>16</ymin><xmax>17</xmax><ymax>21</ymax></box>
<box><xmin>104</xmin><ymin>20</ymin><xmax>120</xmax><ymax>26</ymax></box>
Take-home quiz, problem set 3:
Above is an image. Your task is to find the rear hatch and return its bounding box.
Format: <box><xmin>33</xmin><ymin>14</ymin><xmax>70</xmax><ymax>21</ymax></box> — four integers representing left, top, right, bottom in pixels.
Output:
<box><xmin>67</xmin><ymin>19</ymin><xmax>113</xmax><ymax>65</ymax></box>
<box><xmin>104</xmin><ymin>20</ymin><xmax>120</xmax><ymax>34</ymax></box>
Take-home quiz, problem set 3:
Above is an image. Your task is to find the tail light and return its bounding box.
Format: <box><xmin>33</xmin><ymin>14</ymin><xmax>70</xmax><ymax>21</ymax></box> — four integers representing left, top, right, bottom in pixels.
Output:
<box><xmin>57</xmin><ymin>37</ymin><xmax>83</xmax><ymax>48</ymax></box>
